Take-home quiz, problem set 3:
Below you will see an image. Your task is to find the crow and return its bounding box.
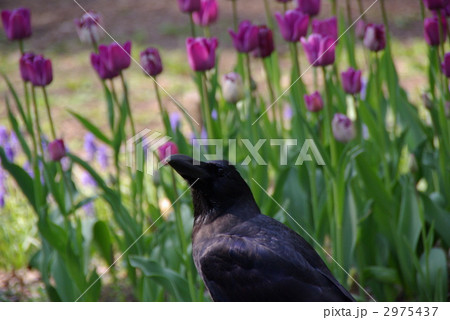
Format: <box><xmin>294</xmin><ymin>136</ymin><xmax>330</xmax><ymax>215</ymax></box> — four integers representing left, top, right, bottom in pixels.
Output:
<box><xmin>168</xmin><ymin>154</ymin><xmax>355</xmax><ymax>302</ymax></box>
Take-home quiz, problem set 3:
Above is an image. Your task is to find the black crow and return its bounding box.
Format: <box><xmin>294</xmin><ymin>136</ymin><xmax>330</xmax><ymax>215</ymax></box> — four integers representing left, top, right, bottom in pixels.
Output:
<box><xmin>168</xmin><ymin>154</ymin><xmax>355</xmax><ymax>302</ymax></box>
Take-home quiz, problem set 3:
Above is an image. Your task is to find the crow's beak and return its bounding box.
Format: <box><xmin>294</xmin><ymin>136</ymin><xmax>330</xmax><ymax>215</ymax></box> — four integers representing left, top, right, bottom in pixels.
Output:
<box><xmin>168</xmin><ymin>154</ymin><xmax>209</xmax><ymax>182</ymax></box>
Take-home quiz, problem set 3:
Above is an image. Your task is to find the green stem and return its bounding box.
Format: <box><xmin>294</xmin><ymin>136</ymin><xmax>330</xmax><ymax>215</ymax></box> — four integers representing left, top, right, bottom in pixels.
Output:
<box><xmin>263</xmin><ymin>0</ymin><xmax>274</xmax><ymax>29</ymax></box>
<box><xmin>262</xmin><ymin>58</ymin><xmax>277</xmax><ymax>123</ymax></box>
<box><xmin>170</xmin><ymin>171</ymin><xmax>197</xmax><ymax>301</ymax></box>
<box><xmin>283</xmin><ymin>3</ymin><xmax>288</xmax><ymax>13</ymax></box>
<box><xmin>331</xmin><ymin>0</ymin><xmax>337</xmax><ymax>16</ymax></box>
<box><xmin>42</xmin><ymin>87</ymin><xmax>57</xmax><ymax>140</ymax></box>
<box><xmin>200</xmin><ymin>72</ymin><xmax>214</xmax><ymax>141</ymax></box>
<box><xmin>153</xmin><ymin>80</ymin><xmax>171</xmax><ymax>134</ymax></box>
<box><xmin>203</xmin><ymin>26</ymin><xmax>210</xmax><ymax>38</ymax></box>
<box><xmin>23</xmin><ymin>82</ymin><xmax>32</xmax><ymax>135</ymax></box>
<box><xmin>231</xmin><ymin>0</ymin><xmax>238</xmax><ymax>31</ymax></box>
<box><xmin>322</xmin><ymin>67</ymin><xmax>337</xmax><ymax>168</ymax></box>
<box><xmin>379</xmin><ymin>0</ymin><xmax>391</xmax><ymax>47</ymax></box>
<box><xmin>18</xmin><ymin>40</ymin><xmax>24</xmax><ymax>55</ymax></box>
<box><xmin>120</xmin><ymin>72</ymin><xmax>136</xmax><ymax>138</ymax></box>
<box><xmin>419</xmin><ymin>0</ymin><xmax>425</xmax><ymax>21</ymax></box>
<box><xmin>189</xmin><ymin>14</ymin><xmax>197</xmax><ymax>38</ymax></box>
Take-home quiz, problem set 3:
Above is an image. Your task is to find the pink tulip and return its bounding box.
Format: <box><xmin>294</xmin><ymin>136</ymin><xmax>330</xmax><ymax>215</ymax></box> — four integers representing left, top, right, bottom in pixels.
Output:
<box><xmin>186</xmin><ymin>37</ymin><xmax>218</xmax><ymax>71</ymax></box>
<box><xmin>193</xmin><ymin>0</ymin><xmax>219</xmax><ymax>27</ymax></box>
<box><xmin>301</xmin><ymin>33</ymin><xmax>336</xmax><ymax>67</ymax></box>
<box><xmin>178</xmin><ymin>0</ymin><xmax>201</xmax><ymax>13</ymax></box>
<box><xmin>48</xmin><ymin>139</ymin><xmax>66</xmax><ymax>162</ymax></box>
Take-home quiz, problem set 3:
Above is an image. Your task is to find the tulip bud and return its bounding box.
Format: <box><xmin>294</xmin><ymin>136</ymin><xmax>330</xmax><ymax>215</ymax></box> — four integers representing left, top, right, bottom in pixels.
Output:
<box><xmin>178</xmin><ymin>0</ymin><xmax>201</xmax><ymax>13</ymax></box>
<box><xmin>275</xmin><ymin>10</ymin><xmax>309</xmax><ymax>43</ymax></box>
<box><xmin>301</xmin><ymin>33</ymin><xmax>336</xmax><ymax>67</ymax></box>
<box><xmin>297</xmin><ymin>0</ymin><xmax>321</xmax><ymax>17</ymax></box>
<box><xmin>75</xmin><ymin>11</ymin><xmax>102</xmax><ymax>44</ymax></box>
<box><xmin>186</xmin><ymin>37</ymin><xmax>218</xmax><ymax>71</ymax></box>
<box><xmin>25</xmin><ymin>54</ymin><xmax>53</xmax><ymax>87</ymax></box>
<box><xmin>48</xmin><ymin>139</ymin><xmax>66</xmax><ymax>162</ymax></box>
<box><xmin>304</xmin><ymin>91</ymin><xmax>324</xmax><ymax>112</ymax></box>
<box><xmin>1</xmin><ymin>8</ymin><xmax>31</xmax><ymax>41</ymax></box>
<box><xmin>19</xmin><ymin>52</ymin><xmax>35</xmax><ymax>82</ymax></box>
<box><xmin>140</xmin><ymin>47</ymin><xmax>163</xmax><ymax>77</ymax></box>
<box><xmin>355</xmin><ymin>20</ymin><xmax>366</xmax><ymax>40</ymax></box>
<box><xmin>222</xmin><ymin>72</ymin><xmax>244</xmax><ymax>103</ymax></box>
<box><xmin>158</xmin><ymin>141</ymin><xmax>179</xmax><ymax>163</ymax></box>
<box><xmin>253</xmin><ymin>25</ymin><xmax>275</xmax><ymax>58</ymax></box>
<box><xmin>341</xmin><ymin>67</ymin><xmax>362</xmax><ymax>95</ymax></box>
<box><xmin>193</xmin><ymin>0</ymin><xmax>219</xmax><ymax>27</ymax></box>
<box><xmin>229</xmin><ymin>21</ymin><xmax>259</xmax><ymax>53</ymax></box>
<box><xmin>423</xmin><ymin>0</ymin><xmax>446</xmax><ymax>10</ymax></box>
<box><xmin>363</xmin><ymin>23</ymin><xmax>386</xmax><ymax>52</ymax></box>
<box><xmin>332</xmin><ymin>113</ymin><xmax>356</xmax><ymax>143</ymax></box>
<box><xmin>312</xmin><ymin>16</ymin><xmax>338</xmax><ymax>41</ymax></box>
<box><xmin>424</xmin><ymin>15</ymin><xmax>447</xmax><ymax>47</ymax></box>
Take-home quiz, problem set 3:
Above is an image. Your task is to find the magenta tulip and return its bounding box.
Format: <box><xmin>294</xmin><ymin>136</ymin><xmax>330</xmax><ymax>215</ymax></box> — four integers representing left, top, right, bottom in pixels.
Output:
<box><xmin>24</xmin><ymin>54</ymin><xmax>53</xmax><ymax>87</ymax></box>
<box><xmin>140</xmin><ymin>47</ymin><xmax>163</xmax><ymax>77</ymax></box>
<box><xmin>275</xmin><ymin>10</ymin><xmax>309</xmax><ymax>42</ymax></box>
<box><xmin>178</xmin><ymin>0</ymin><xmax>201</xmax><ymax>13</ymax></box>
<box><xmin>193</xmin><ymin>0</ymin><xmax>219</xmax><ymax>26</ymax></box>
<box><xmin>341</xmin><ymin>67</ymin><xmax>362</xmax><ymax>95</ymax></box>
<box><xmin>48</xmin><ymin>139</ymin><xmax>66</xmax><ymax>162</ymax></box>
<box><xmin>424</xmin><ymin>15</ymin><xmax>447</xmax><ymax>46</ymax></box>
<box><xmin>301</xmin><ymin>33</ymin><xmax>336</xmax><ymax>67</ymax></box>
<box><xmin>442</xmin><ymin>52</ymin><xmax>450</xmax><ymax>77</ymax></box>
<box><xmin>304</xmin><ymin>91</ymin><xmax>324</xmax><ymax>112</ymax></box>
<box><xmin>186</xmin><ymin>37</ymin><xmax>218</xmax><ymax>71</ymax></box>
<box><xmin>19</xmin><ymin>52</ymin><xmax>35</xmax><ymax>82</ymax></box>
<box><xmin>423</xmin><ymin>0</ymin><xmax>446</xmax><ymax>10</ymax></box>
<box><xmin>312</xmin><ymin>17</ymin><xmax>338</xmax><ymax>41</ymax></box>
<box><xmin>158</xmin><ymin>141</ymin><xmax>179</xmax><ymax>163</ymax></box>
<box><xmin>91</xmin><ymin>54</ymin><xmax>119</xmax><ymax>79</ymax></box>
<box><xmin>75</xmin><ymin>11</ymin><xmax>102</xmax><ymax>44</ymax></box>
<box><xmin>253</xmin><ymin>25</ymin><xmax>275</xmax><ymax>58</ymax></box>
<box><xmin>332</xmin><ymin>114</ymin><xmax>356</xmax><ymax>143</ymax></box>
<box><xmin>297</xmin><ymin>0</ymin><xmax>321</xmax><ymax>17</ymax></box>
<box><xmin>229</xmin><ymin>21</ymin><xmax>259</xmax><ymax>53</ymax></box>
<box><xmin>1</xmin><ymin>8</ymin><xmax>31</xmax><ymax>41</ymax></box>
<box><xmin>363</xmin><ymin>23</ymin><xmax>386</xmax><ymax>52</ymax></box>
<box><xmin>91</xmin><ymin>41</ymin><xmax>131</xmax><ymax>79</ymax></box>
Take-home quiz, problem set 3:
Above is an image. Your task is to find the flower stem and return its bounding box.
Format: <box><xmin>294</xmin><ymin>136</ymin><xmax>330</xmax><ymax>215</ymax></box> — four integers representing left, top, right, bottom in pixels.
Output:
<box><xmin>189</xmin><ymin>13</ymin><xmax>197</xmax><ymax>38</ymax></box>
<box><xmin>42</xmin><ymin>87</ymin><xmax>57</xmax><ymax>140</ymax></box>
<box><xmin>18</xmin><ymin>40</ymin><xmax>24</xmax><ymax>55</ymax></box>
<box><xmin>231</xmin><ymin>0</ymin><xmax>238</xmax><ymax>31</ymax></box>
<box><xmin>262</xmin><ymin>58</ymin><xmax>278</xmax><ymax>123</ymax></box>
<box><xmin>263</xmin><ymin>0</ymin><xmax>274</xmax><ymax>29</ymax></box>
<box><xmin>120</xmin><ymin>72</ymin><xmax>136</xmax><ymax>138</ymax></box>
<box><xmin>200</xmin><ymin>72</ymin><xmax>214</xmax><ymax>141</ymax></box>
<box><xmin>153</xmin><ymin>79</ymin><xmax>171</xmax><ymax>134</ymax></box>
<box><xmin>321</xmin><ymin>67</ymin><xmax>337</xmax><ymax>168</ymax></box>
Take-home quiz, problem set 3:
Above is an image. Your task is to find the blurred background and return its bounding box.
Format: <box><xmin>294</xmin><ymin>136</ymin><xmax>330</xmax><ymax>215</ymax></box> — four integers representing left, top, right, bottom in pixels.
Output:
<box><xmin>0</xmin><ymin>0</ymin><xmax>433</xmax><ymax>301</ymax></box>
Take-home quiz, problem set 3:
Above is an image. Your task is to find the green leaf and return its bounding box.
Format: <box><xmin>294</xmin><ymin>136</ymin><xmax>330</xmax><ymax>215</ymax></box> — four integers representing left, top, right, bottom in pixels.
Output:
<box><xmin>93</xmin><ymin>220</ymin><xmax>113</xmax><ymax>265</ymax></box>
<box><xmin>397</xmin><ymin>177</ymin><xmax>422</xmax><ymax>249</ymax></box>
<box><xmin>420</xmin><ymin>193</ymin><xmax>450</xmax><ymax>247</ymax></box>
<box><xmin>5</xmin><ymin>96</ymin><xmax>31</xmax><ymax>160</ymax></box>
<box><xmin>0</xmin><ymin>147</ymin><xmax>36</xmax><ymax>212</ymax></box>
<box><xmin>417</xmin><ymin>248</ymin><xmax>448</xmax><ymax>301</ymax></box>
<box><xmin>129</xmin><ymin>256</ymin><xmax>191</xmax><ymax>301</ymax></box>
<box><xmin>363</xmin><ymin>266</ymin><xmax>400</xmax><ymax>284</ymax></box>
<box><xmin>69</xmin><ymin>110</ymin><xmax>112</xmax><ymax>146</ymax></box>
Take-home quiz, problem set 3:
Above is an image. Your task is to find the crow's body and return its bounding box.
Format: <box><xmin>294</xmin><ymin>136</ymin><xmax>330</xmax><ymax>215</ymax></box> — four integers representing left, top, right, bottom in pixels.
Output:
<box><xmin>169</xmin><ymin>155</ymin><xmax>355</xmax><ymax>302</ymax></box>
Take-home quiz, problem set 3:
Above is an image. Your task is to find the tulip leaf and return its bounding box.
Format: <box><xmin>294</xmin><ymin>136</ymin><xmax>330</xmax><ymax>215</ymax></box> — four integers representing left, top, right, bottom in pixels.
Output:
<box><xmin>93</xmin><ymin>220</ymin><xmax>113</xmax><ymax>265</ymax></box>
<box><xmin>69</xmin><ymin>110</ymin><xmax>112</xmax><ymax>146</ymax></box>
<box><xmin>420</xmin><ymin>193</ymin><xmax>450</xmax><ymax>247</ymax></box>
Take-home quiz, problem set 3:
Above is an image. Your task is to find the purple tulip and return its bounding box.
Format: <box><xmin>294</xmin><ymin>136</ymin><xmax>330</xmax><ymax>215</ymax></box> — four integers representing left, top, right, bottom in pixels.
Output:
<box><xmin>19</xmin><ymin>52</ymin><xmax>35</xmax><ymax>82</ymax></box>
<box><xmin>423</xmin><ymin>0</ymin><xmax>446</xmax><ymax>10</ymax></box>
<box><xmin>178</xmin><ymin>0</ymin><xmax>201</xmax><ymax>13</ymax></box>
<box><xmin>332</xmin><ymin>113</ymin><xmax>356</xmax><ymax>143</ymax></box>
<box><xmin>297</xmin><ymin>0</ymin><xmax>321</xmax><ymax>17</ymax></box>
<box><xmin>75</xmin><ymin>11</ymin><xmax>102</xmax><ymax>44</ymax></box>
<box><xmin>140</xmin><ymin>47</ymin><xmax>163</xmax><ymax>77</ymax></box>
<box><xmin>275</xmin><ymin>10</ymin><xmax>309</xmax><ymax>42</ymax></box>
<box><xmin>301</xmin><ymin>33</ymin><xmax>336</xmax><ymax>67</ymax></box>
<box><xmin>424</xmin><ymin>15</ymin><xmax>447</xmax><ymax>46</ymax></box>
<box><xmin>229</xmin><ymin>21</ymin><xmax>259</xmax><ymax>53</ymax></box>
<box><xmin>253</xmin><ymin>25</ymin><xmax>275</xmax><ymax>58</ymax></box>
<box><xmin>442</xmin><ymin>52</ymin><xmax>450</xmax><ymax>77</ymax></box>
<box><xmin>341</xmin><ymin>67</ymin><xmax>362</xmax><ymax>95</ymax></box>
<box><xmin>24</xmin><ymin>54</ymin><xmax>53</xmax><ymax>87</ymax></box>
<box><xmin>193</xmin><ymin>0</ymin><xmax>219</xmax><ymax>26</ymax></box>
<box><xmin>312</xmin><ymin>17</ymin><xmax>338</xmax><ymax>41</ymax></box>
<box><xmin>1</xmin><ymin>8</ymin><xmax>31</xmax><ymax>41</ymax></box>
<box><xmin>158</xmin><ymin>141</ymin><xmax>179</xmax><ymax>163</ymax></box>
<box><xmin>355</xmin><ymin>20</ymin><xmax>366</xmax><ymax>40</ymax></box>
<box><xmin>186</xmin><ymin>37</ymin><xmax>218</xmax><ymax>71</ymax></box>
<box><xmin>48</xmin><ymin>139</ymin><xmax>66</xmax><ymax>162</ymax></box>
<box><xmin>304</xmin><ymin>91</ymin><xmax>324</xmax><ymax>112</ymax></box>
<box><xmin>91</xmin><ymin>41</ymin><xmax>131</xmax><ymax>79</ymax></box>
<box><xmin>363</xmin><ymin>24</ymin><xmax>386</xmax><ymax>52</ymax></box>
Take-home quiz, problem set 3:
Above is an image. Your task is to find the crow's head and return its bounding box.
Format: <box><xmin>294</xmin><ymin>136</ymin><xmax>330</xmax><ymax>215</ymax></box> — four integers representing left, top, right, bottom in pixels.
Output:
<box><xmin>168</xmin><ymin>154</ymin><xmax>256</xmax><ymax>215</ymax></box>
